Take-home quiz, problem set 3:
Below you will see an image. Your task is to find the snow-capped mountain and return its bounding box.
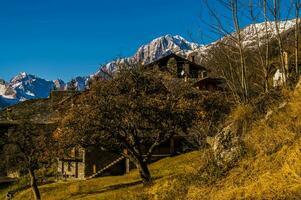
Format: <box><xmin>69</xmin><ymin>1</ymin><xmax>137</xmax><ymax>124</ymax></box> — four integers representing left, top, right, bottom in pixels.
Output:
<box><xmin>9</xmin><ymin>72</ymin><xmax>55</xmax><ymax>101</ymax></box>
<box><xmin>133</xmin><ymin>34</ymin><xmax>201</xmax><ymax>63</ymax></box>
<box><xmin>0</xmin><ymin>73</ymin><xmax>89</xmax><ymax>108</ymax></box>
<box><xmin>65</xmin><ymin>76</ymin><xmax>90</xmax><ymax>91</ymax></box>
<box><xmin>97</xmin><ymin>34</ymin><xmax>205</xmax><ymax>74</ymax></box>
<box><xmin>98</xmin><ymin>20</ymin><xmax>296</xmax><ymax>74</ymax></box>
<box><xmin>0</xmin><ymin>80</ymin><xmax>17</xmax><ymax>109</ymax></box>
<box><xmin>242</xmin><ymin>19</ymin><xmax>296</xmax><ymax>48</ymax></box>
<box><xmin>0</xmin><ymin>19</ymin><xmax>298</xmax><ymax>109</ymax></box>
<box><xmin>53</xmin><ymin>79</ymin><xmax>66</xmax><ymax>91</ymax></box>
<box><xmin>207</xmin><ymin>19</ymin><xmax>296</xmax><ymax>51</ymax></box>
<box><xmin>187</xmin><ymin>19</ymin><xmax>298</xmax><ymax>65</ymax></box>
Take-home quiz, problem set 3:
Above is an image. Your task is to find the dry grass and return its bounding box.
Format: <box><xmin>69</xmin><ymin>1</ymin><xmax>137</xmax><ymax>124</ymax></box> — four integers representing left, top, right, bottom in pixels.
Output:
<box><xmin>10</xmin><ymin>151</ymin><xmax>204</xmax><ymax>200</ymax></box>
<box><xmin>7</xmin><ymin>89</ymin><xmax>301</xmax><ymax>200</ymax></box>
<box><xmin>185</xmin><ymin>89</ymin><xmax>301</xmax><ymax>199</ymax></box>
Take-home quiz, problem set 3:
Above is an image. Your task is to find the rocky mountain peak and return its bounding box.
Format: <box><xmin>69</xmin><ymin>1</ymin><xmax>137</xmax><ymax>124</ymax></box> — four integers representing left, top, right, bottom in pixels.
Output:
<box><xmin>100</xmin><ymin>34</ymin><xmax>202</xmax><ymax>74</ymax></box>
<box><xmin>0</xmin><ymin>18</ymin><xmax>298</xmax><ymax>109</ymax></box>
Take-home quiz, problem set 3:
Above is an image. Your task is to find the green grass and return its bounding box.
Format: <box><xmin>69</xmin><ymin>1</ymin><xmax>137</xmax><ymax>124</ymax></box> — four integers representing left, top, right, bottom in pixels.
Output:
<box><xmin>9</xmin><ymin>151</ymin><xmax>204</xmax><ymax>200</ymax></box>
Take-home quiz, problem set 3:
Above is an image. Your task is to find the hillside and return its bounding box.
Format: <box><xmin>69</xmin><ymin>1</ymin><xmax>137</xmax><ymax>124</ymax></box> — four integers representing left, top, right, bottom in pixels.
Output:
<box><xmin>0</xmin><ymin>151</ymin><xmax>204</xmax><ymax>200</ymax></box>
<box><xmin>3</xmin><ymin>83</ymin><xmax>301</xmax><ymax>199</ymax></box>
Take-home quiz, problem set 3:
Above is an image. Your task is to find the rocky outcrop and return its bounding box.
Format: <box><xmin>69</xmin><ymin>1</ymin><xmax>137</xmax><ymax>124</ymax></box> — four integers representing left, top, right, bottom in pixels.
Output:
<box><xmin>208</xmin><ymin>123</ymin><xmax>245</xmax><ymax>170</ymax></box>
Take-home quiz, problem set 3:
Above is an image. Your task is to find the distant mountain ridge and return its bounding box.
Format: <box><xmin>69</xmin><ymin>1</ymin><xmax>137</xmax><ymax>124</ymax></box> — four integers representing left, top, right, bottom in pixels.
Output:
<box><xmin>0</xmin><ymin>72</ymin><xmax>90</xmax><ymax>109</ymax></box>
<box><xmin>96</xmin><ymin>34</ymin><xmax>204</xmax><ymax>75</ymax></box>
<box><xmin>97</xmin><ymin>19</ymin><xmax>296</xmax><ymax>75</ymax></box>
<box><xmin>0</xmin><ymin>19</ymin><xmax>297</xmax><ymax>109</ymax></box>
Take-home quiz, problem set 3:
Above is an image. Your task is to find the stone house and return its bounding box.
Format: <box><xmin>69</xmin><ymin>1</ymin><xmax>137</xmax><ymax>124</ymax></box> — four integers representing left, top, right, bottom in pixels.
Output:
<box><xmin>57</xmin><ymin>137</ymin><xmax>185</xmax><ymax>180</ymax></box>
<box><xmin>145</xmin><ymin>53</ymin><xmax>208</xmax><ymax>80</ymax></box>
<box><xmin>145</xmin><ymin>52</ymin><xmax>228</xmax><ymax>91</ymax></box>
<box><xmin>57</xmin><ymin>147</ymin><xmax>126</xmax><ymax>179</ymax></box>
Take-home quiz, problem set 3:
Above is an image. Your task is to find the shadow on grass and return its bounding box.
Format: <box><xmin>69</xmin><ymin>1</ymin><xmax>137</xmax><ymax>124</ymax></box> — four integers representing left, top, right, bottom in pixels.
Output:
<box><xmin>67</xmin><ymin>180</ymin><xmax>143</xmax><ymax>199</ymax></box>
<box><xmin>68</xmin><ymin>176</ymin><xmax>163</xmax><ymax>199</ymax></box>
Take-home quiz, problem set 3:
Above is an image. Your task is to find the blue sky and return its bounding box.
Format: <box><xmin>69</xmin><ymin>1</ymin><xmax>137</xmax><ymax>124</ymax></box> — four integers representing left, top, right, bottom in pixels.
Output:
<box><xmin>0</xmin><ymin>0</ymin><xmax>292</xmax><ymax>81</ymax></box>
<box><xmin>0</xmin><ymin>0</ymin><xmax>207</xmax><ymax>81</ymax></box>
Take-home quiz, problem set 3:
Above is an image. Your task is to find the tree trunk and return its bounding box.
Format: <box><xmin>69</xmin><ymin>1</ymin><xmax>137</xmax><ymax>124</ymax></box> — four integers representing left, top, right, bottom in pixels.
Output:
<box><xmin>263</xmin><ymin>0</ymin><xmax>270</xmax><ymax>92</ymax></box>
<box><xmin>295</xmin><ymin>1</ymin><xmax>300</xmax><ymax>75</ymax></box>
<box><xmin>28</xmin><ymin>168</ymin><xmax>41</xmax><ymax>200</ymax></box>
<box><xmin>273</xmin><ymin>0</ymin><xmax>287</xmax><ymax>86</ymax></box>
<box><xmin>231</xmin><ymin>0</ymin><xmax>248</xmax><ymax>102</ymax></box>
<box><xmin>249</xmin><ymin>0</ymin><xmax>272</xmax><ymax>93</ymax></box>
<box><xmin>136</xmin><ymin>159</ymin><xmax>151</xmax><ymax>184</ymax></box>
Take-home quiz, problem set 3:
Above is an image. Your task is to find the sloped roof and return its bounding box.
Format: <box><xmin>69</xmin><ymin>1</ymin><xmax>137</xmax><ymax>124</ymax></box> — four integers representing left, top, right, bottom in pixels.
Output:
<box><xmin>193</xmin><ymin>77</ymin><xmax>227</xmax><ymax>89</ymax></box>
<box><xmin>145</xmin><ymin>52</ymin><xmax>207</xmax><ymax>71</ymax></box>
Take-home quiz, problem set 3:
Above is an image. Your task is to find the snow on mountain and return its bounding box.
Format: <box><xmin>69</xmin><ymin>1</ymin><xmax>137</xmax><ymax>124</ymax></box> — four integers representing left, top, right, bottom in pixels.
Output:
<box><xmin>0</xmin><ymin>80</ymin><xmax>16</xmax><ymax>109</ymax></box>
<box><xmin>53</xmin><ymin>79</ymin><xmax>66</xmax><ymax>91</ymax></box>
<box><xmin>0</xmin><ymin>80</ymin><xmax>6</xmax><ymax>96</ymax></box>
<box><xmin>209</xmin><ymin>19</ymin><xmax>296</xmax><ymax>50</ymax></box>
<box><xmin>192</xmin><ymin>19</ymin><xmax>298</xmax><ymax>64</ymax></box>
<box><xmin>99</xmin><ymin>19</ymin><xmax>295</xmax><ymax>75</ymax></box>
<box><xmin>54</xmin><ymin>77</ymin><xmax>90</xmax><ymax>91</ymax></box>
<box><xmin>0</xmin><ymin>19</ymin><xmax>298</xmax><ymax>109</ymax></box>
<box><xmin>98</xmin><ymin>34</ymin><xmax>205</xmax><ymax>74</ymax></box>
<box><xmin>9</xmin><ymin>72</ymin><xmax>55</xmax><ymax>101</ymax></box>
<box><xmin>0</xmin><ymin>79</ymin><xmax>17</xmax><ymax>100</ymax></box>
<box><xmin>0</xmin><ymin>35</ymin><xmax>208</xmax><ymax>109</ymax></box>
<box><xmin>0</xmin><ymin>72</ymin><xmax>93</xmax><ymax>109</ymax></box>
<box><xmin>66</xmin><ymin>76</ymin><xmax>90</xmax><ymax>91</ymax></box>
<box><xmin>133</xmin><ymin>34</ymin><xmax>201</xmax><ymax>63</ymax></box>
<box><xmin>241</xmin><ymin>19</ymin><xmax>296</xmax><ymax>48</ymax></box>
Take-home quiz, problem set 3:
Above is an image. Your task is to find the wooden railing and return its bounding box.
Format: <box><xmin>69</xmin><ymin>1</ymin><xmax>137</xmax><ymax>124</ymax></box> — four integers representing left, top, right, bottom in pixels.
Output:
<box><xmin>87</xmin><ymin>155</ymin><xmax>125</xmax><ymax>179</ymax></box>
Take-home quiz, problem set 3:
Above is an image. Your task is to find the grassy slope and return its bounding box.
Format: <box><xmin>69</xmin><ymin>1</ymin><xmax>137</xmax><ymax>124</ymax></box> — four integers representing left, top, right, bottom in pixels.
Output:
<box><xmin>8</xmin><ymin>151</ymin><xmax>204</xmax><ymax>200</ymax></box>
<box><xmin>187</xmin><ymin>89</ymin><xmax>301</xmax><ymax>199</ymax></box>
<box><xmin>5</xmin><ymin>89</ymin><xmax>301</xmax><ymax>200</ymax></box>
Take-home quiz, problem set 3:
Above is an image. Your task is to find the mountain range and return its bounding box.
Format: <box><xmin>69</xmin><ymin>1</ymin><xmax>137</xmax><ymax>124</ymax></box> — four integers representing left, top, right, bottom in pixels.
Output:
<box><xmin>0</xmin><ymin>73</ymin><xmax>90</xmax><ymax>109</ymax></box>
<box><xmin>0</xmin><ymin>19</ymin><xmax>296</xmax><ymax>109</ymax></box>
